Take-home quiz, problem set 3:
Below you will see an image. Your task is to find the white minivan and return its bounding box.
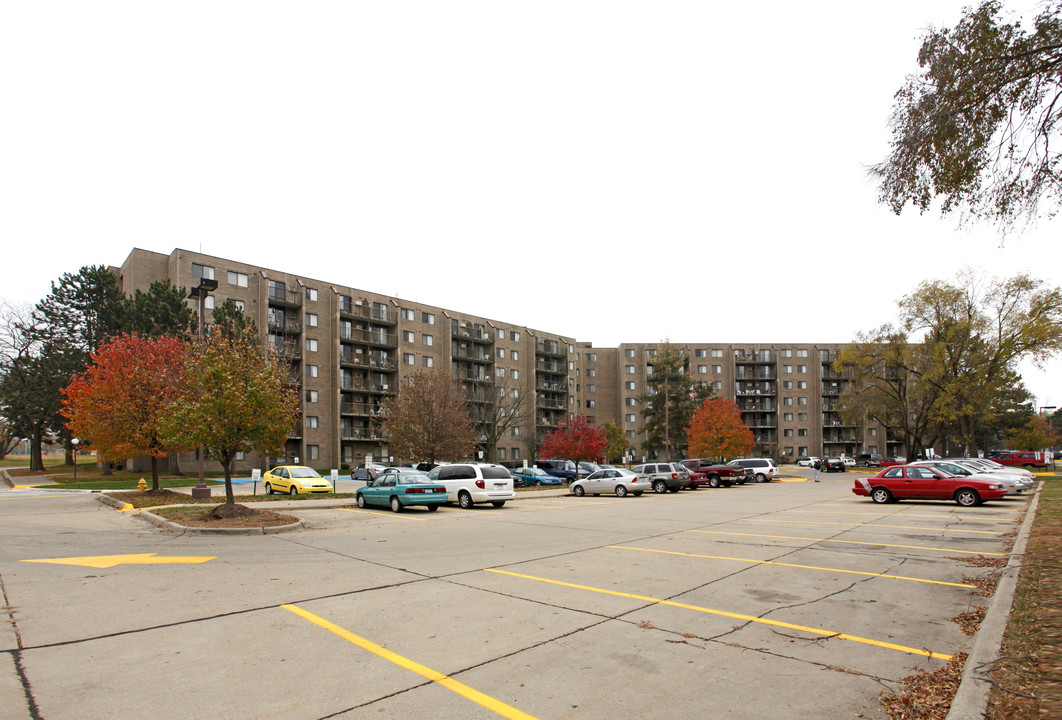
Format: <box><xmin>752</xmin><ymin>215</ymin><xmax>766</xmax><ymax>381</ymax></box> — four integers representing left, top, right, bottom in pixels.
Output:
<box><xmin>426</xmin><ymin>463</ymin><xmax>516</xmax><ymax>508</ymax></box>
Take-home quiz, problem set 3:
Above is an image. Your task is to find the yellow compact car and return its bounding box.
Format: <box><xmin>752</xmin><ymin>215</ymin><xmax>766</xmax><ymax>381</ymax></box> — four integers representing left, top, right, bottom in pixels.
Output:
<box><xmin>262</xmin><ymin>466</ymin><xmax>333</xmax><ymax>495</ymax></box>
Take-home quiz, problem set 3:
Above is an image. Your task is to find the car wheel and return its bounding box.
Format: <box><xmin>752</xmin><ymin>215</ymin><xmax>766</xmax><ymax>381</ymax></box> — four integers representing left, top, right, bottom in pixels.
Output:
<box><xmin>708</xmin><ymin>476</ymin><xmax>720</xmax><ymax>488</ymax></box>
<box><xmin>871</xmin><ymin>487</ymin><xmax>892</xmax><ymax>503</ymax></box>
<box><xmin>458</xmin><ymin>491</ymin><xmax>474</xmax><ymax>509</ymax></box>
<box><xmin>264</xmin><ymin>482</ymin><xmax>273</xmax><ymax>495</ymax></box>
<box><xmin>955</xmin><ymin>489</ymin><xmax>981</xmax><ymax>507</ymax></box>
<box><xmin>428</xmin><ymin>504</ymin><xmax>439</xmax><ymax>512</ymax></box>
<box><xmin>615</xmin><ymin>485</ymin><xmax>628</xmax><ymax>498</ymax></box>
<box><xmin>633</xmin><ymin>491</ymin><xmax>643</xmax><ymax>496</ymax></box>
<box><xmin>573</xmin><ymin>485</ymin><xmax>585</xmax><ymax>496</ymax></box>
<box><xmin>390</xmin><ymin>496</ymin><xmax>403</xmax><ymax>512</ymax></box>
<box><xmin>653</xmin><ymin>480</ymin><xmax>667</xmax><ymax>494</ymax></box>
<box><xmin>756</xmin><ymin>473</ymin><xmax>767</xmax><ymax>483</ymax></box>
<box><xmin>356</xmin><ymin>494</ymin><xmax>367</xmax><ymax>508</ymax></box>
<box><xmin>491</xmin><ymin>501</ymin><xmax>505</xmax><ymax>508</ymax></box>
<box><xmin>289</xmin><ymin>485</ymin><xmax>298</xmax><ymax>495</ymax></box>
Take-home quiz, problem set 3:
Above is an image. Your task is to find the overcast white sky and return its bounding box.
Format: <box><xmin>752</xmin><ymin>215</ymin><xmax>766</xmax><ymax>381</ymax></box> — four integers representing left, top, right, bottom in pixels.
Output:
<box><xmin>1</xmin><ymin>1</ymin><xmax>1058</xmax><ymax>408</ymax></box>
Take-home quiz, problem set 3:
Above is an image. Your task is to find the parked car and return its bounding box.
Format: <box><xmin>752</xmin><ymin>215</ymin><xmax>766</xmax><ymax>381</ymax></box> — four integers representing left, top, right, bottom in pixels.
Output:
<box><xmin>842</xmin><ymin>456</ymin><xmax>856</xmax><ymax>468</ymax></box>
<box><xmin>262</xmin><ymin>465</ymin><xmax>333</xmax><ymax>495</ymax></box>
<box><xmin>852</xmin><ymin>464</ymin><xmax>1007</xmax><ymax>506</ymax></box>
<box><xmin>857</xmin><ymin>453</ymin><xmax>883</xmax><ymax>467</ymax></box>
<box><xmin>570</xmin><ymin>468</ymin><xmax>646</xmax><ymax>497</ymax></box>
<box><xmin>510</xmin><ymin>466</ymin><xmax>563</xmax><ymax>487</ymax></box>
<box><xmin>879</xmin><ymin>456</ymin><xmax>907</xmax><ymax>468</ymax></box>
<box><xmin>988</xmin><ymin>451</ymin><xmax>1049</xmax><ymax>468</ymax></box>
<box><xmin>680</xmin><ymin>459</ymin><xmax>751</xmax><ymax>487</ymax></box>
<box><xmin>355</xmin><ymin>469</ymin><xmax>447</xmax><ymax>512</ymax></box>
<box><xmin>535</xmin><ymin>459</ymin><xmax>578</xmax><ymax>482</ymax></box>
<box><xmin>824</xmin><ymin>458</ymin><xmax>846</xmax><ymax>473</ymax></box>
<box><xmin>631</xmin><ymin>462</ymin><xmax>690</xmax><ymax>493</ymax></box>
<box><xmin>956</xmin><ymin>458</ymin><xmax>1036</xmax><ymax>487</ymax></box>
<box><xmin>351</xmin><ymin>461</ymin><xmax>387</xmax><ymax>481</ymax></box>
<box><xmin>578</xmin><ymin>462</ymin><xmax>601</xmax><ymax>477</ymax></box>
<box><xmin>796</xmin><ymin>457</ymin><xmax>820</xmax><ymax>468</ymax></box>
<box><xmin>728</xmin><ymin>458</ymin><xmax>780</xmax><ymax>482</ymax></box>
<box><xmin>915</xmin><ymin>460</ymin><xmax>1026</xmax><ymax>494</ymax></box>
<box><xmin>425</xmin><ymin>462</ymin><xmax>516</xmax><ymax>508</ymax></box>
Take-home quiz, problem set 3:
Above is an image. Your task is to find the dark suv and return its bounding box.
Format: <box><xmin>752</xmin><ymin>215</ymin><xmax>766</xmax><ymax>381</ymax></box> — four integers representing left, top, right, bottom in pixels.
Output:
<box><xmin>535</xmin><ymin>459</ymin><xmax>577</xmax><ymax>482</ymax></box>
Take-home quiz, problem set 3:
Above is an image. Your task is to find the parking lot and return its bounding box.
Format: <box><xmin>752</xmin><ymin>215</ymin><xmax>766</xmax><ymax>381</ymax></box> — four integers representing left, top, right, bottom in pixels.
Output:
<box><xmin>0</xmin><ymin>473</ymin><xmax>1029</xmax><ymax>719</ymax></box>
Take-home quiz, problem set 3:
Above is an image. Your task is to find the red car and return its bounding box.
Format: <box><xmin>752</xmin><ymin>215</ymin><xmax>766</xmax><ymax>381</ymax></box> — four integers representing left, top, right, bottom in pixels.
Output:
<box><xmin>852</xmin><ymin>464</ymin><xmax>1008</xmax><ymax>506</ymax></box>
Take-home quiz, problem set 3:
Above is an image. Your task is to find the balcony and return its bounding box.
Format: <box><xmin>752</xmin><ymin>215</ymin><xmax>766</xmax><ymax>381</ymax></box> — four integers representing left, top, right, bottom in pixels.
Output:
<box><xmin>268</xmin><ymin>288</ymin><xmax>302</xmax><ymax>308</ymax></box>
<box><xmin>268</xmin><ymin>341</ymin><xmax>301</xmax><ymax>361</ymax></box>
<box><xmin>536</xmin><ymin>381</ymin><xmax>566</xmax><ymax>393</ymax></box>
<box><xmin>339</xmin><ymin>300</ymin><xmax>370</xmax><ymax>319</ymax></box>
<box><xmin>453</xmin><ymin>347</ymin><xmax>493</xmax><ymax>362</ymax></box>
<box><xmin>340</xmin><ymin>429</ymin><xmax>381</xmax><ymax>441</ymax></box>
<box><xmin>536</xmin><ymin>340</ymin><xmax>565</xmax><ymax>357</ymax></box>
<box><xmin>340</xmin><ymin>402</ymin><xmax>379</xmax><ymax>417</ymax></box>
<box><xmin>267</xmin><ymin>319</ymin><xmax>301</xmax><ymax>335</ymax></box>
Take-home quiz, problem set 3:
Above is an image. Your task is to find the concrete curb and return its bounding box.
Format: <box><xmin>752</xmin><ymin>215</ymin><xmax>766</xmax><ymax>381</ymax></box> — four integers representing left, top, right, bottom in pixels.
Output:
<box><xmin>96</xmin><ymin>493</ymin><xmax>305</xmax><ymax>535</ymax></box>
<box><xmin>945</xmin><ymin>483</ymin><xmax>1042</xmax><ymax>719</ymax></box>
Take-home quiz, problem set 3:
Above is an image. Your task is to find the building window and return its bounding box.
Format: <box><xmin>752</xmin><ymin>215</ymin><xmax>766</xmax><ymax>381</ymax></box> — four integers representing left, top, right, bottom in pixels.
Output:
<box><xmin>798</xmin><ymin>396</ymin><xmax>808</xmax><ymax>405</ymax></box>
<box><xmin>422</xmin><ymin>312</ymin><xmax>435</xmax><ymax>325</ymax></box>
<box><xmin>783</xmin><ymin>365</ymin><xmax>792</xmax><ymax>373</ymax></box>
<box><xmin>306</xmin><ymin>416</ymin><xmax>319</xmax><ymax>429</ymax></box>
<box><xmin>625</xmin><ymin>348</ymin><xmax>636</xmax><ymax>358</ymax></box>
<box><xmin>797</xmin><ymin>365</ymin><xmax>807</xmax><ymax>373</ymax></box>
<box><xmin>496</xmin><ymin>368</ymin><xmax>506</xmax><ymax>378</ymax></box>
<box><xmin>497</xmin><ymin>348</ymin><xmax>506</xmax><ymax>359</ymax></box>
<box><xmin>784</xmin><ymin>446</ymin><xmax>794</xmax><ymax>456</ymax></box>
<box><xmin>510</xmin><ymin>330</ymin><xmax>520</xmax><ymax>341</ymax></box>
<box><xmin>403</xmin><ymin>353</ymin><xmax>415</xmax><ymax>365</ymax></box>
<box><xmin>712</xmin><ymin>349</ymin><xmax>723</xmax><ymax>357</ymax></box>
<box><xmin>695</xmin><ymin>349</ymin><xmax>706</xmax><ymax>357</ymax></box>
<box><xmin>305</xmin><ymin>287</ymin><xmax>318</xmax><ymax>302</ymax></box>
<box><xmin>798</xmin><ymin>446</ymin><xmax>808</xmax><ymax>456</ymax></box>
<box><xmin>798</xmin><ymin>412</ymin><xmax>808</xmax><ymax>421</ymax></box>
<box><xmin>587</xmin><ymin>384</ymin><xmax>596</xmax><ymax>393</ymax></box>
<box><xmin>625</xmin><ymin>414</ymin><xmax>637</xmax><ymax>423</ymax></box>
<box><xmin>227</xmin><ymin>271</ymin><xmax>248</xmax><ymax>287</ymax></box>
<box><xmin>512</xmin><ymin>427</ymin><xmax>520</xmax><ymax>437</ymax></box>
<box><xmin>587</xmin><ymin>353</ymin><xmax>597</xmax><ymax>362</ymax></box>
<box><xmin>401</xmin><ymin>308</ymin><xmax>415</xmax><ymax>321</ymax></box>
<box><xmin>625</xmin><ymin>381</ymin><xmax>636</xmax><ymax>390</ymax></box>
<box><xmin>868</xmin><ymin>427</ymin><xmax>878</xmax><ymax>436</ymax></box>
<box><xmin>308</xmin><ymin>445</ymin><xmax>320</xmax><ymax>461</ymax></box>
<box><xmin>203</xmin><ymin>296</ymin><xmax>215</xmax><ymax>310</ymax></box>
<box><xmin>626</xmin><ymin>365</ymin><xmax>635</xmax><ymax>374</ymax></box>
<box><xmin>232</xmin><ymin>299</ymin><xmax>245</xmax><ymax>312</ymax></box>
<box><xmin>306</xmin><ymin>364</ymin><xmax>319</xmax><ymax>378</ymax></box>
<box><xmin>781</xmin><ymin>349</ymin><xmax>792</xmax><ymax>358</ymax></box>
<box><xmin>697</xmin><ymin>365</ymin><xmax>707</xmax><ymax>373</ymax></box>
<box><xmin>820</xmin><ymin>349</ymin><xmax>831</xmax><ymax>362</ymax></box>
<box><xmin>798</xmin><ymin>428</ymin><xmax>808</xmax><ymax>436</ymax></box>
<box><xmin>511</xmin><ymin>350</ymin><xmax>519</xmax><ymax>361</ymax></box>
<box><xmin>423</xmin><ymin>334</ymin><xmax>433</xmax><ymax>346</ymax></box>
<box><xmin>797</xmin><ymin>349</ymin><xmax>808</xmax><ymax>358</ymax></box>
<box><xmin>784</xmin><ymin>397</ymin><xmax>794</xmax><ymax>406</ymax></box>
<box><xmin>307</xmin><ymin>313</ymin><xmax>318</xmax><ymax>327</ymax></box>
<box><xmin>586</xmin><ymin>368</ymin><xmax>596</xmax><ymax>377</ymax></box>
<box><xmin>192</xmin><ymin>263</ymin><xmax>215</xmax><ymax>282</ymax></box>
<box><xmin>586</xmin><ymin>400</ymin><xmax>596</xmax><ymax>408</ymax></box>
<box><xmin>783</xmin><ymin>381</ymin><xmax>793</xmax><ymax>389</ymax></box>
<box><xmin>305</xmin><ymin>338</ymin><xmax>318</xmax><ymax>352</ymax></box>
<box><xmin>713</xmin><ymin>381</ymin><xmax>722</xmax><ymax>390</ymax></box>
<box><xmin>403</xmin><ymin>331</ymin><xmax>415</xmax><ymax>342</ymax></box>
<box><xmin>626</xmin><ymin>397</ymin><xmax>637</xmax><ymax>406</ymax></box>
<box><xmin>784</xmin><ymin>429</ymin><xmax>794</xmax><ymax>437</ymax></box>
<box><xmin>423</xmin><ymin>357</ymin><xmax>434</xmax><ymax>368</ymax></box>
<box><xmin>511</xmin><ymin>369</ymin><xmax>519</xmax><ymax>380</ymax></box>
<box><xmin>306</xmin><ymin>390</ymin><xmax>318</xmax><ymax>403</ymax></box>
<box><xmin>710</xmin><ymin>365</ymin><xmax>720</xmax><ymax>373</ymax></box>
<box><xmin>797</xmin><ymin>380</ymin><xmax>807</xmax><ymax>389</ymax></box>
<box><xmin>784</xmin><ymin>412</ymin><xmax>794</xmax><ymax>421</ymax></box>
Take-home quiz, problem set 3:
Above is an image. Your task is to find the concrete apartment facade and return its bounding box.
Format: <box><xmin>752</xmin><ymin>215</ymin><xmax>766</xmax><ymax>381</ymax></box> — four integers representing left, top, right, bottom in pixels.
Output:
<box><xmin>117</xmin><ymin>248</ymin><xmax>896</xmax><ymax>471</ymax></box>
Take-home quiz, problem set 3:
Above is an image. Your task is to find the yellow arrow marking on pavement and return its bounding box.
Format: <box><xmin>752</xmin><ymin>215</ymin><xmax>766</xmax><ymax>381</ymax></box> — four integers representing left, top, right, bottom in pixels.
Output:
<box><xmin>21</xmin><ymin>553</ymin><xmax>216</xmax><ymax>568</ymax></box>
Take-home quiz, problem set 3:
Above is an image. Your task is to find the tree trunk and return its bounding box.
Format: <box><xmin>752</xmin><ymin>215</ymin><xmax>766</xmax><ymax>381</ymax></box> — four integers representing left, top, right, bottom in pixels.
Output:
<box><xmin>150</xmin><ymin>455</ymin><xmax>159</xmax><ymax>491</ymax></box>
<box><xmin>224</xmin><ymin>455</ymin><xmax>235</xmax><ymax>505</ymax></box>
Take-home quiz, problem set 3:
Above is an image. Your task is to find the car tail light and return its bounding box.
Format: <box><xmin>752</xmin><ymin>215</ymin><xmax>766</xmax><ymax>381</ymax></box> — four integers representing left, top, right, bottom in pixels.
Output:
<box><xmin>671</xmin><ymin>473</ymin><xmax>677</xmax><ymax>479</ymax></box>
<box><xmin>405</xmin><ymin>488</ymin><xmax>424</xmax><ymax>494</ymax></box>
<box><xmin>476</xmin><ymin>480</ymin><xmax>485</xmax><ymax>489</ymax></box>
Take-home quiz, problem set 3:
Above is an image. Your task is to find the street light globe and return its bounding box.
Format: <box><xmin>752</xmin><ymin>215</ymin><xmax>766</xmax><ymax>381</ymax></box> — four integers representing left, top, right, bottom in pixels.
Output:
<box><xmin>71</xmin><ymin>438</ymin><xmax>80</xmax><ymax>447</ymax></box>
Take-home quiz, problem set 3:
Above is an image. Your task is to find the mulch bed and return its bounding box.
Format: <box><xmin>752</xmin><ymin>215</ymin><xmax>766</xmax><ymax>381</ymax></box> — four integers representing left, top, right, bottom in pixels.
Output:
<box><xmin>110</xmin><ymin>490</ymin><xmax>298</xmax><ymax>528</ymax></box>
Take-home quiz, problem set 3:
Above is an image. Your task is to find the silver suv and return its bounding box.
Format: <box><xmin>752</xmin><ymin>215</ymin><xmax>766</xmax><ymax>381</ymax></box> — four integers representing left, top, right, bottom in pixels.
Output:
<box><xmin>631</xmin><ymin>462</ymin><xmax>690</xmax><ymax>493</ymax></box>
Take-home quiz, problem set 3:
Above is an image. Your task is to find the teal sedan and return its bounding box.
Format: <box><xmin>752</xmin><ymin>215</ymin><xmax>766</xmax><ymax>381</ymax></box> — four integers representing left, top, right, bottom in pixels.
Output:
<box><xmin>356</xmin><ymin>469</ymin><xmax>448</xmax><ymax>512</ymax></box>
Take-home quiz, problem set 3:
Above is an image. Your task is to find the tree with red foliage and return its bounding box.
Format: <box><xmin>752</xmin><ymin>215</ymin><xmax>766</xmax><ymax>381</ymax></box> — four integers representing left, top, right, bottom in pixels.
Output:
<box><xmin>538</xmin><ymin>415</ymin><xmax>607</xmax><ymax>479</ymax></box>
<box><xmin>687</xmin><ymin>398</ymin><xmax>754</xmax><ymax>460</ymax></box>
<box><xmin>62</xmin><ymin>334</ymin><xmax>190</xmax><ymax>489</ymax></box>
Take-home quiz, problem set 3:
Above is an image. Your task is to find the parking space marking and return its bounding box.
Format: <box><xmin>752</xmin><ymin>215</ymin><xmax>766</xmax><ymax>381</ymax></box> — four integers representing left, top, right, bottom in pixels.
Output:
<box><xmin>282</xmin><ymin>604</ymin><xmax>539</xmax><ymax>720</ymax></box>
<box><xmin>485</xmin><ymin>569</ymin><xmax>952</xmax><ymax>660</ymax></box>
<box><xmin>607</xmin><ymin>546</ymin><xmax>975</xmax><ymax>587</ymax></box>
<box><xmin>811</xmin><ymin>502</ymin><xmax>1022</xmax><ymax>513</ymax></box>
<box><xmin>688</xmin><ymin>530</ymin><xmax>1007</xmax><ymax>556</ymax></box>
<box><xmin>742</xmin><ymin>518</ymin><xmax>1006</xmax><ymax>535</ymax></box>
<box><xmin>338</xmin><ymin>508</ymin><xmax>429</xmax><ymax>521</ymax></box>
<box><xmin>779</xmin><ymin>510</ymin><xmax>1019</xmax><ymax>522</ymax></box>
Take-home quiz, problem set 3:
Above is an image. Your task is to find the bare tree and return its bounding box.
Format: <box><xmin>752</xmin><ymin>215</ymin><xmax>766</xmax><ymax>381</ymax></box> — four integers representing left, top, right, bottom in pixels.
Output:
<box><xmin>470</xmin><ymin>377</ymin><xmax>529</xmax><ymax>462</ymax></box>
<box><xmin>0</xmin><ymin>300</ymin><xmax>36</xmax><ymax>459</ymax></box>
<box><xmin>380</xmin><ymin>368</ymin><xmax>476</xmax><ymax>464</ymax></box>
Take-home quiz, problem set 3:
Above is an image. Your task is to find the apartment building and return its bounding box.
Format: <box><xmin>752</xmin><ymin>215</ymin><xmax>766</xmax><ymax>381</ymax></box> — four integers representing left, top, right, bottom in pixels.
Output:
<box><xmin>117</xmin><ymin>248</ymin><xmax>896</xmax><ymax>471</ymax></box>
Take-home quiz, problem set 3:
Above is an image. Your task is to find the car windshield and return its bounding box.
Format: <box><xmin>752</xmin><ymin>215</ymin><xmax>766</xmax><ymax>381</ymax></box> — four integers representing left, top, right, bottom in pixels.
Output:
<box><xmin>289</xmin><ymin>468</ymin><xmax>322</xmax><ymax>478</ymax></box>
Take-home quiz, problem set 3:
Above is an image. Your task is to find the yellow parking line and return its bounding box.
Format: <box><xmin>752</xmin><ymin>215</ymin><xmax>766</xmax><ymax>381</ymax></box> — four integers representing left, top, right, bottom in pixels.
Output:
<box><xmin>688</xmin><ymin>530</ymin><xmax>1007</xmax><ymax>556</ymax></box>
<box><xmin>338</xmin><ymin>508</ymin><xmax>427</xmax><ymax>521</ymax></box>
<box><xmin>485</xmin><ymin>569</ymin><xmax>952</xmax><ymax>661</ymax></box>
<box><xmin>742</xmin><ymin>518</ymin><xmax>1005</xmax><ymax>535</ymax></box>
<box><xmin>607</xmin><ymin>546</ymin><xmax>974</xmax><ymax>588</ymax></box>
<box><xmin>780</xmin><ymin>510</ymin><xmax>1018</xmax><ymax>522</ymax></box>
<box><xmin>282</xmin><ymin>604</ymin><xmax>539</xmax><ymax>720</ymax></box>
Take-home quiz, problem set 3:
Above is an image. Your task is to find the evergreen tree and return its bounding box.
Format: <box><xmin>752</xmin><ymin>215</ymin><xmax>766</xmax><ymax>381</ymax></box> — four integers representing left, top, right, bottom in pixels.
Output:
<box><xmin>634</xmin><ymin>341</ymin><xmax>713</xmax><ymax>459</ymax></box>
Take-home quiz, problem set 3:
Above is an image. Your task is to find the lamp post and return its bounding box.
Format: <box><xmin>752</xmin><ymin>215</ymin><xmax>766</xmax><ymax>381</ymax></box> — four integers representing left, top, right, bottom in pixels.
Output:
<box><xmin>188</xmin><ymin>277</ymin><xmax>218</xmax><ymax>499</ymax></box>
<box><xmin>1041</xmin><ymin>406</ymin><xmax>1057</xmax><ymax>470</ymax></box>
<box><xmin>71</xmin><ymin>438</ymin><xmax>79</xmax><ymax>482</ymax></box>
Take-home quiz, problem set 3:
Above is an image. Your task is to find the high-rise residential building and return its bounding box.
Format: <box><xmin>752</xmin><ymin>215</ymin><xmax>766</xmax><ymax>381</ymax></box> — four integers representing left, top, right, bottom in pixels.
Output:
<box><xmin>117</xmin><ymin>248</ymin><xmax>896</xmax><ymax>471</ymax></box>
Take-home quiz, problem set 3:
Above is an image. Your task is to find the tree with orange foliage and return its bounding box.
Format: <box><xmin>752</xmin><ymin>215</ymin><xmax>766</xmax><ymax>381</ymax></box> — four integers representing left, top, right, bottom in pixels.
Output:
<box><xmin>62</xmin><ymin>334</ymin><xmax>190</xmax><ymax>489</ymax></box>
<box><xmin>538</xmin><ymin>414</ymin><xmax>607</xmax><ymax>479</ymax></box>
<box><xmin>686</xmin><ymin>397</ymin><xmax>754</xmax><ymax>460</ymax></box>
